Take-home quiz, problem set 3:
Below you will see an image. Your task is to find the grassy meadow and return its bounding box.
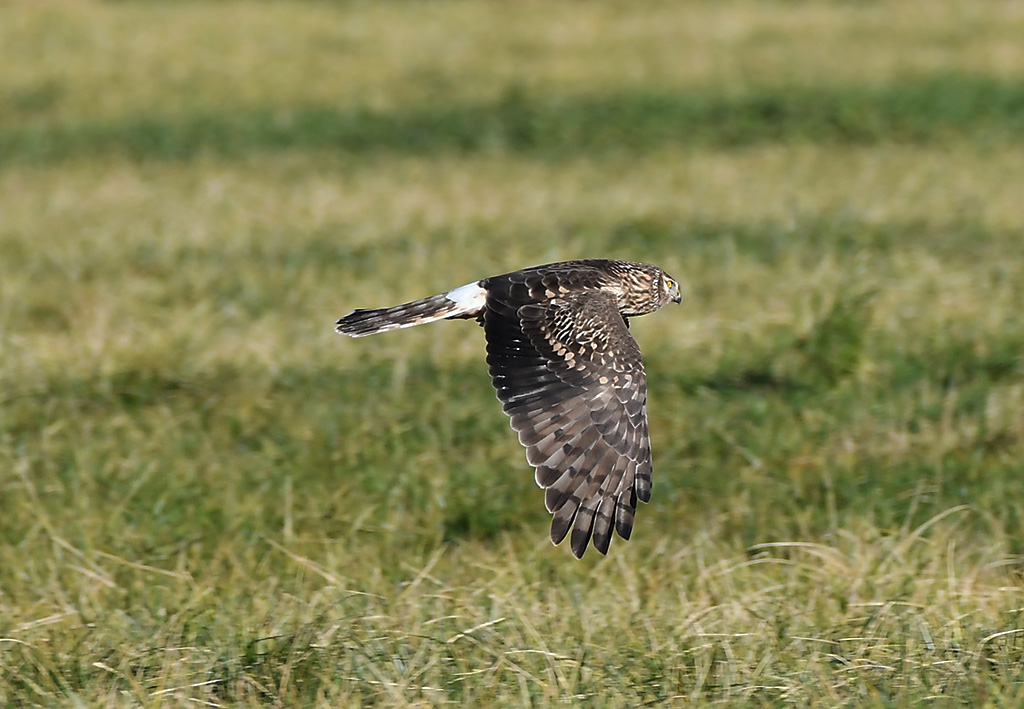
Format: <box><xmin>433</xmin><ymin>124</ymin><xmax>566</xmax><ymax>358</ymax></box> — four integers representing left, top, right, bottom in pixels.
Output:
<box><xmin>3</xmin><ymin>0</ymin><xmax>1024</xmax><ymax>704</ymax></box>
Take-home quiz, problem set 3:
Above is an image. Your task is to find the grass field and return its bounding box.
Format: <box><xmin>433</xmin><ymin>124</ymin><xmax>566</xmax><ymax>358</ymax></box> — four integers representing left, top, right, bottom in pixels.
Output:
<box><xmin>3</xmin><ymin>0</ymin><xmax>1024</xmax><ymax>705</ymax></box>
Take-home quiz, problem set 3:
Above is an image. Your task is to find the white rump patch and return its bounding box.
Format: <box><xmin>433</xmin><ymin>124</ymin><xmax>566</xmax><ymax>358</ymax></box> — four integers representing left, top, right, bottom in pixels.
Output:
<box><xmin>445</xmin><ymin>281</ymin><xmax>487</xmax><ymax>313</ymax></box>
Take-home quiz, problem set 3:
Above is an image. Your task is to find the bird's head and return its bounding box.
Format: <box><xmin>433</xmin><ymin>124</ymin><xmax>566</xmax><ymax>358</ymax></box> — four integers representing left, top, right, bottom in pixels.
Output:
<box><xmin>612</xmin><ymin>261</ymin><xmax>682</xmax><ymax>315</ymax></box>
<box><xmin>661</xmin><ymin>272</ymin><xmax>682</xmax><ymax>306</ymax></box>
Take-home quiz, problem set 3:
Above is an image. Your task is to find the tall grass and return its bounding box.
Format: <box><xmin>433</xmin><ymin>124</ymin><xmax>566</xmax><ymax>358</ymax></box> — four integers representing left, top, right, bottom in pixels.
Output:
<box><xmin>2</xmin><ymin>0</ymin><xmax>1024</xmax><ymax>705</ymax></box>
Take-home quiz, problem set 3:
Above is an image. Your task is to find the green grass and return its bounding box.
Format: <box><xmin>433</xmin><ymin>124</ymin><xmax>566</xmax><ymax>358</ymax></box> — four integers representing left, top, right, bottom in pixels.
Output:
<box><xmin>3</xmin><ymin>0</ymin><xmax>1024</xmax><ymax>705</ymax></box>
<box><xmin>4</xmin><ymin>74</ymin><xmax>1024</xmax><ymax>163</ymax></box>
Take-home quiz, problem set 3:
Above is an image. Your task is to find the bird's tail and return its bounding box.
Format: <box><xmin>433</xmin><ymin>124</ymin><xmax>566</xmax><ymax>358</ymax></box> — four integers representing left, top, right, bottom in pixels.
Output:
<box><xmin>335</xmin><ymin>281</ymin><xmax>486</xmax><ymax>338</ymax></box>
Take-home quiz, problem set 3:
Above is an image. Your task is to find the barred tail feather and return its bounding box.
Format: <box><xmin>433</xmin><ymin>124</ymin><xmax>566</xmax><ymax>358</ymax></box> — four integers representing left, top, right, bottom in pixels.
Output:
<box><xmin>335</xmin><ymin>282</ymin><xmax>486</xmax><ymax>337</ymax></box>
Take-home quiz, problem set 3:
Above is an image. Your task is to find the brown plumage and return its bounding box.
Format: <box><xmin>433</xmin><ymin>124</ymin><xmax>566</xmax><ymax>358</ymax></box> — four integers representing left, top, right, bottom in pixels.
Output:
<box><xmin>336</xmin><ymin>259</ymin><xmax>681</xmax><ymax>558</ymax></box>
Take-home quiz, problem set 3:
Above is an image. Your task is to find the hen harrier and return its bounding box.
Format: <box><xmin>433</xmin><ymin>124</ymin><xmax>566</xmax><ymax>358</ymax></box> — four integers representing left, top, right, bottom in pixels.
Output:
<box><xmin>336</xmin><ymin>259</ymin><xmax>680</xmax><ymax>558</ymax></box>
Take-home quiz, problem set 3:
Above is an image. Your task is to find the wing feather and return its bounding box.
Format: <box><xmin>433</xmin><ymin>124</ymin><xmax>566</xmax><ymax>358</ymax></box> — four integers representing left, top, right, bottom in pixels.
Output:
<box><xmin>484</xmin><ymin>277</ymin><xmax>652</xmax><ymax>559</ymax></box>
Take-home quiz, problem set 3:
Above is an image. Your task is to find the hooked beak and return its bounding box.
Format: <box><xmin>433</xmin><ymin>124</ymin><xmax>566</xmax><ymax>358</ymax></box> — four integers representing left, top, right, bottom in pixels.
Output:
<box><xmin>672</xmin><ymin>293</ymin><xmax>682</xmax><ymax>304</ymax></box>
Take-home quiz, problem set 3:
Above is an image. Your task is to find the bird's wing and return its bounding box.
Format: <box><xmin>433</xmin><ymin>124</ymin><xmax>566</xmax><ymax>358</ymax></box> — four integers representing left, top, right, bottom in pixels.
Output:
<box><xmin>484</xmin><ymin>285</ymin><xmax>652</xmax><ymax>558</ymax></box>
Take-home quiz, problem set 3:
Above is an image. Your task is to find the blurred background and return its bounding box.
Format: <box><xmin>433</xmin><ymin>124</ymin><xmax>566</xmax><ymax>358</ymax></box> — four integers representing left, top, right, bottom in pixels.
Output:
<box><xmin>2</xmin><ymin>0</ymin><xmax>1024</xmax><ymax>704</ymax></box>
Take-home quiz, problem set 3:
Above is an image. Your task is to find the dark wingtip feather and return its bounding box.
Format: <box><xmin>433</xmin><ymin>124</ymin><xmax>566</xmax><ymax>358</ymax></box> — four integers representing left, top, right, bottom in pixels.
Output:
<box><xmin>635</xmin><ymin>462</ymin><xmax>653</xmax><ymax>503</ymax></box>
<box><xmin>614</xmin><ymin>489</ymin><xmax>636</xmax><ymax>540</ymax></box>
<box><xmin>571</xmin><ymin>539</ymin><xmax>588</xmax><ymax>559</ymax></box>
<box><xmin>591</xmin><ymin>497</ymin><xmax>615</xmax><ymax>555</ymax></box>
<box><xmin>550</xmin><ymin>503</ymin><xmax>577</xmax><ymax>546</ymax></box>
<box><xmin>570</xmin><ymin>504</ymin><xmax>596</xmax><ymax>558</ymax></box>
<box><xmin>636</xmin><ymin>480</ymin><xmax>652</xmax><ymax>504</ymax></box>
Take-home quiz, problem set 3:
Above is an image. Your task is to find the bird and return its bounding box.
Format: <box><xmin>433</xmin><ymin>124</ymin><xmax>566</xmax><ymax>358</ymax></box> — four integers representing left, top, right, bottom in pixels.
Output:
<box><xmin>335</xmin><ymin>259</ymin><xmax>681</xmax><ymax>558</ymax></box>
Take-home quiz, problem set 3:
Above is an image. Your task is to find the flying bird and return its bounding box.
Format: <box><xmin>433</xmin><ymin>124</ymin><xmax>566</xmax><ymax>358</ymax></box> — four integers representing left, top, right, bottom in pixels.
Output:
<box><xmin>335</xmin><ymin>259</ymin><xmax>680</xmax><ymax>558</ymax></box>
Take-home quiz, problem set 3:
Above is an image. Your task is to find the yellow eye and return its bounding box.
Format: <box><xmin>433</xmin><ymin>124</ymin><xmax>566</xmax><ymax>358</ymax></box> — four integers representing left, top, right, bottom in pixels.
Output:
<box><xmin>666</xmin><ymin>279</ymin><xmax>676</xmax><ymax>289</ymax></box>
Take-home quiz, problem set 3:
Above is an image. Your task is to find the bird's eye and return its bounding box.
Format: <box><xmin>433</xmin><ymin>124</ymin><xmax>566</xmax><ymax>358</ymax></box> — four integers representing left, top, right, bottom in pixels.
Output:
<box><xmin>665</xmin><ymin>279</ymin><xmax>676</xmax><ymax>289</ymax></box>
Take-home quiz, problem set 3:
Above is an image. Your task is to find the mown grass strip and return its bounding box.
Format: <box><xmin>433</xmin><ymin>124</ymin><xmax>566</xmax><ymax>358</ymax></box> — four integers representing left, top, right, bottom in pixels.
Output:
<box><xmin>2</xmin><ymin>74</ymin><xmax>1022</xmax><ymax>165</ymax></box>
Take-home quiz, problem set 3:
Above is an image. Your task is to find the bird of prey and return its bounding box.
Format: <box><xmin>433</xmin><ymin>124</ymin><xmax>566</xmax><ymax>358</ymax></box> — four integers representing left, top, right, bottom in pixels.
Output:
<box><xmin>335</xmin><ymin>259</ymin><xmax>681</xmax><ymax>558</ymax></box>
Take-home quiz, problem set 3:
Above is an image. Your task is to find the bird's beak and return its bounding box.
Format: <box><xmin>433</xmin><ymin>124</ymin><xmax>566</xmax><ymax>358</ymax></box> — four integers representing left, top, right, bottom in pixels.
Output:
<box><xmin>672</xmin><ymin>291</ymin><xmax>682</xmax><ymax>304</ymax></box>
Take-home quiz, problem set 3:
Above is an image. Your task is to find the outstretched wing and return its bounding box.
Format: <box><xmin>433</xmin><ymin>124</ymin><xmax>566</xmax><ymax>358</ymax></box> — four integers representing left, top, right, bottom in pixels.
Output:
<box><xmin>484</xmin><ymin>284</ymin><xmax>652</xmax><ymax>559</ymax></box>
